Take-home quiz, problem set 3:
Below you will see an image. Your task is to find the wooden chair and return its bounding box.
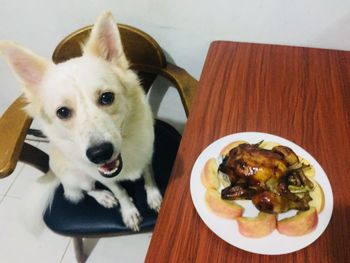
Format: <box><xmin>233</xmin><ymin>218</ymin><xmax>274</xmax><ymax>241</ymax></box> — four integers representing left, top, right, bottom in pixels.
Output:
<box><xmin>0</xmin><ymin>24</ymin><xmax>197</xmax><ymax>262</ymax></box>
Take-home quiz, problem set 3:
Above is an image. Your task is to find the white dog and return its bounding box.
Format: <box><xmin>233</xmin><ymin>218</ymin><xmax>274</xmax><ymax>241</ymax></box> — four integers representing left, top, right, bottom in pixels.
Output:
<box><xmin>0</xmin><ymin>12</ymin><xmax>162</xmax><ymax>232</ymax></box>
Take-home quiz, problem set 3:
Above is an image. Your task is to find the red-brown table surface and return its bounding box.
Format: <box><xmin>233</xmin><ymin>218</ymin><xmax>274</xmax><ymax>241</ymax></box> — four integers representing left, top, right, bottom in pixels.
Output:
<box><xmin>145</xmin><ymin>41</ymin><xmax>350</xmax><ymax>262</ymax></box>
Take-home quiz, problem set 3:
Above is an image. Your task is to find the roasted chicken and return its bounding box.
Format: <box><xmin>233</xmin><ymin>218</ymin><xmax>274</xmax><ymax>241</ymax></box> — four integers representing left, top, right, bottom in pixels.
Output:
<box><xmin>219</xmin><ymin>142</ymin><xmax>314</xmax><ymax>213</ymax></box>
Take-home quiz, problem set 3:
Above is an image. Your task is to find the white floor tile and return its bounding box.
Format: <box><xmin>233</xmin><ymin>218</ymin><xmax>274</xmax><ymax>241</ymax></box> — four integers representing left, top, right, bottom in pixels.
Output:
<box><xmin>0</xmin><ymin>139</ymin><xmax>40</xmax><ymax>195</ymax></box>
<box><xmin>6</xmin><ymin>163</ymin><xmax>45</xmax><ymax>199</ymax></box>
<box><xmin>0</xmin><ymin>196</ymin><xmax>69</xmax><ymax>263</ymax></box>
<box><xmin>6</xmin><ymin>141</ymin><xmax>50</xmax><ymax>198</ymax></box>
<box><xmin>0</xmin><ymin>162</ymin><xmax>24</xmax><ymax>195</ymax></box>
<box><xmin>61</xmin><ymin>233</ymin><xmax>152</xmax><ymax>263</ymax></box>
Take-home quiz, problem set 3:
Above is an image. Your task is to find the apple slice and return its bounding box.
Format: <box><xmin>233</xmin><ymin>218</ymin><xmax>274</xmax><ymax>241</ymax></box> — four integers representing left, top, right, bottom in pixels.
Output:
<box><xmin>309</xmin><ymin>180</ymin><xmax>325</xmax><ymax>213</ymax></box>
<box><xmin>220</xmin><ymin>140</ymin><xmax>248</xmax><ymax>156</ymax></box>
<box><xmin>201</xmin><ymin>158</ymin><xmax>220</xmax><ymax>190</ymax></box>
<box><xmin>205</xmin><ymin>189</ymin><xmax>243</xmax><ymax>219</ymax></box>
<box><xmin>237</xmin><ymin>212</ymin><xmax>277</xmax><ymax>238</ymax></box>
<box><xmin>277</xmin><ymin>207</ymin><xmax>318</xmax><ymax>236</ymax></box>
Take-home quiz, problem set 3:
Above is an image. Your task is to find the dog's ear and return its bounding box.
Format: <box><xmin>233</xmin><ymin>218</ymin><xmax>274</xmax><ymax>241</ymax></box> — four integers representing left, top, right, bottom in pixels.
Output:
<box><xmin>0</xmin><ymin>41</ymin><xmax>49</xmax><ymax>89</ymax></box>
<box><xmin>83</xmin><ymin>12</ymin><xmax>129</xmax><ymax>70</ymax></box>
<box><xmin>0</xmin><ymin>41</ymin><xmax>50</xmax><ymax>117</ymax></box>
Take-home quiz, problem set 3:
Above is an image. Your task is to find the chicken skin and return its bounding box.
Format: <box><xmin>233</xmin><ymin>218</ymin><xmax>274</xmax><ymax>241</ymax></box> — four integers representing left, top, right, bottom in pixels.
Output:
<box><xmin>219</xmin><ymin>142</ymin><xmax>313</xmax><ymax>213</ymax></box>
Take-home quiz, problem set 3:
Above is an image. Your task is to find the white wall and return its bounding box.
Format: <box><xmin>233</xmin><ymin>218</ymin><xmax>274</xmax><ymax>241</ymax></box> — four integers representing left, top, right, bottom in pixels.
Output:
<box><xmin>1</xmin><ymin>0</ymin><xmax>349</xmax><ymax>130</ymax></box>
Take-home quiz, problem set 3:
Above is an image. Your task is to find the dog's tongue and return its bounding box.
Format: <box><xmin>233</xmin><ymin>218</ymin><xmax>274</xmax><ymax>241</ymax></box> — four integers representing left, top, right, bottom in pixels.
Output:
<box><xmin>101</xmin><ymin>160</ymin><xmax>117</xmax><ymax>171</ymax></box>
<box><xmin>98</xmin><ymin>155</ymin><xmax>123</xmax><ymax>178</ymax></box>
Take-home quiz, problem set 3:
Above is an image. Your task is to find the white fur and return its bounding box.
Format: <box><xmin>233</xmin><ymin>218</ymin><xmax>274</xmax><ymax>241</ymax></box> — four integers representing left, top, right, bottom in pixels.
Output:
<box><xmin>20</xmin><ymin>170</ymin><xmax>60</xmax><ymax>235</ymax></box>
<box><xmin>0</xmin><ymin>12</ymin><xmax>162</xmax><ymax>232</ymax></box>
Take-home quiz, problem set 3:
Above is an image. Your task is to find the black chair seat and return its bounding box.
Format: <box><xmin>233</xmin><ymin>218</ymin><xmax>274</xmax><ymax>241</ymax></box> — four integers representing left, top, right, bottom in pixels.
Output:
<box><xmin>44</xmin><ymin>119</ymin><xmax>180</xmax><ymax>236</ymax></box>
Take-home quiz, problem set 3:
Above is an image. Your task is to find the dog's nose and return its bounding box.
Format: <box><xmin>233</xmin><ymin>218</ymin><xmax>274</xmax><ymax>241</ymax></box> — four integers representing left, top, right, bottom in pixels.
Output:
<box><xmin>86</xmin><ymin>142</ymin><xmax>114</xmax><ymax>164</ymax></box>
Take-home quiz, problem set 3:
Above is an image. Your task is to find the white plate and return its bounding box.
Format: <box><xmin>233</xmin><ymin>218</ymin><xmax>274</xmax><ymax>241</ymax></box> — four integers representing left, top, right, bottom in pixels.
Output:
<box><xmin>190</xmin><ymin>132</ymin><xmax>333</xmax><ymax>255</ymax></box>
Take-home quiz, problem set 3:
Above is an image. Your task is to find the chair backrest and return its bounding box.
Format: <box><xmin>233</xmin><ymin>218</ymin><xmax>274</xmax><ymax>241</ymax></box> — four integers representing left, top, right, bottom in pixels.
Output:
<box><xmin>52</xmin><ymin>24</ymin><xmax>167</xmax><ymax>93</ymax></box>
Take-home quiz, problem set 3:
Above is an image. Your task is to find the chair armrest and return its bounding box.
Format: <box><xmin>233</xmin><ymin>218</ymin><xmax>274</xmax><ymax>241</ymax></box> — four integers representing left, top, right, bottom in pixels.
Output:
<box><xmin>132</xmin><ymin>63</ymin><xmax>198</xmax><ymax>116</ymax></box>
<box><xmin>159</xmin><ymin>63</ymin><xmax>198</xmax><ymax>116</ymax></box>
<box><xmin>0</xmin><ymin>96</ymin><xmax>32</xmax><ymax>178</ymax></box>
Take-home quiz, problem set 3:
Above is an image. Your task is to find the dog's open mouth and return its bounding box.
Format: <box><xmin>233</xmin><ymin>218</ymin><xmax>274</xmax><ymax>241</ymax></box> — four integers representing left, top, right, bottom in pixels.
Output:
<box><xmin>98</xmin><ymin>154</ymin><xmax>123</xmax><ymax>178</ymax></box>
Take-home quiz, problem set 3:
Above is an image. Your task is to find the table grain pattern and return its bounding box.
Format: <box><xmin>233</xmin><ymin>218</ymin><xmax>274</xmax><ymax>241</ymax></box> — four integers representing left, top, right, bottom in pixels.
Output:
<box><xmin>145</xmin><ymin>41</ymin><xmax>350</xmax><ymax>263</ymax></box>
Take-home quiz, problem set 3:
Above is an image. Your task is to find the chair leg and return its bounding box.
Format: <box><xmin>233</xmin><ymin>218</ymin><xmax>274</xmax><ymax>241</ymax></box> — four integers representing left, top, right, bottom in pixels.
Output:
<box><xmin>73</xmin><ymin>237</ymin><xmax>86</xmax><ymax>263</ymax></box>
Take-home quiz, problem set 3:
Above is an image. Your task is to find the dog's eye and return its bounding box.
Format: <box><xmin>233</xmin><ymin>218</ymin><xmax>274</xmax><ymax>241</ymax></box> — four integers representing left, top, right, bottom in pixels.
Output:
<box><xmin>56</xmin><ymin>107</ymin><xmax>72</xmax><ymax>120</ymax></box>
<box><xmin>99</xmin><ymin>92</ymin><xmax>115</xmax><ymax>106</ymax></box>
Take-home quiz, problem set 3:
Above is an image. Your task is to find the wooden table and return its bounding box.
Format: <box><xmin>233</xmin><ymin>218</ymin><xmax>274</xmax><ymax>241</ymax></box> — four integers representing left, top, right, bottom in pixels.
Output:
<box><xmin>145</xmin><ymin>41</ymin><xmax>350</xmax><ymax>262</ymax></box>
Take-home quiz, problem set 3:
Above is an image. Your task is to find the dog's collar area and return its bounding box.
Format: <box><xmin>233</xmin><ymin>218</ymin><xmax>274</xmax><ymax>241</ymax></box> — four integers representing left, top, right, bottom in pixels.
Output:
<box><xmin>98</xmin><ymin>154</ymin><xmax>123</xmax><ymax>178</ymax></box>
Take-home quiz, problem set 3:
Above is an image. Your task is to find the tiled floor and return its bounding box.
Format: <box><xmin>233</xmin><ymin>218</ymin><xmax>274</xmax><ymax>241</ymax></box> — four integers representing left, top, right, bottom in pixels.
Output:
<box><xmin>0</xmin><ymin>140</ymin><xmax>152</xmax><ymax>263</ymax></box>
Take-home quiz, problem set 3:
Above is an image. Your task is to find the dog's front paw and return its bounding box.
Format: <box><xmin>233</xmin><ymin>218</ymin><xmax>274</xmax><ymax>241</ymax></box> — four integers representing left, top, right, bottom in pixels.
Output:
<box><xmin>88</xmin><ymin>190</ymin><xmax>118</xmax><ymax>208</ymax></box>
<box><xmin>64</xmin><ymin>189</ymin><xmax>84</xmax><ymax>203</ymax></box>
<box><xmin>146</xmin><ymin>187</ymin><xmax>163</xmax><ymax>212</ymax></box>
<box><xmin>121</xmin><ymin>205</ymin><xmax>142</xmax><ymax>231</ymax></box>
